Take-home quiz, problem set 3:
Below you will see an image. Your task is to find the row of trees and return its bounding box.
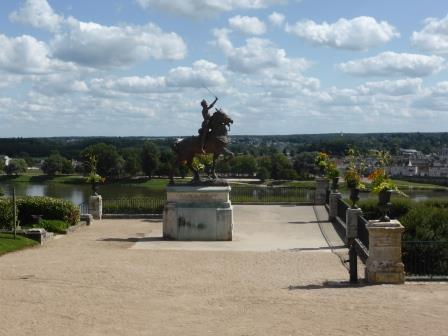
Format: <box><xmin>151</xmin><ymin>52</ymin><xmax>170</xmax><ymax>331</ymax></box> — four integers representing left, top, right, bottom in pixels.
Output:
<box><xmin>1</xmin><ymin>141</ymin><xmax>320</xmax><ymax>181</ymax></box>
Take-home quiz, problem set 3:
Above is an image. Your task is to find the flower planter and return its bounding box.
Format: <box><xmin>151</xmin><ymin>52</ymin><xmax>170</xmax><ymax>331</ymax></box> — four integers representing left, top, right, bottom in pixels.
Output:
<box><xmin>349</xmin><ymin>187</ymin><xmax>360</xmax><ymax>208</ymax></box>
<box><xmin>378</xmin><ymin>189</ymin><xmax>392</xmax><ymax>222</ymax></box>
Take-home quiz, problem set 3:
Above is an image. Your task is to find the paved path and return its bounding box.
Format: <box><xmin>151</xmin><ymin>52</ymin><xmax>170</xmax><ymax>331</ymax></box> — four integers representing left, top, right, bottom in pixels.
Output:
<box><xmin>132</xmin><ymin>205</ymin><xmax>345</xmax><ymax>251</ymax></box>
<box><xmin>0</xmin><ymin>205</ymin><xmax>447</xmax><ymax>336</ymax></box>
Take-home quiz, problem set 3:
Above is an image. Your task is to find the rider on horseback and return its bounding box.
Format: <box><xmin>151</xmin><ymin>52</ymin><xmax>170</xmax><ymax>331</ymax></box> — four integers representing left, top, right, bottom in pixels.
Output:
<box><xmin>199</xmin><ymin>97</ymin><xmax>218</xmax><ymax>154</ymax></box>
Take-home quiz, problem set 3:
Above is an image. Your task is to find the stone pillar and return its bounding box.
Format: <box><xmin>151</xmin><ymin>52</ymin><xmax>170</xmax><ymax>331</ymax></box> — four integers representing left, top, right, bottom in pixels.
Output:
<box><xmin>314</xmin><ymin>177</ymin><xmax>329</xmax><ymax>205</ymax></box>
<box><xmin>346</xmin><ymin>207</ymin><xmax>362</xmax><ymax>242</ymax></box>
<box><xmin>328</xmin><ymin>192</ymin><xmax>342</xmax><ymax>221</ymax></box>
<box><xmin>89</xmin><ymin>195</ymin><xmax>102</xmax><ymax>220</ymax></box>
<box><xmin>366</xmin><ymin>220</ymin><xmax>405</xmax><ymax>284</ymax></box>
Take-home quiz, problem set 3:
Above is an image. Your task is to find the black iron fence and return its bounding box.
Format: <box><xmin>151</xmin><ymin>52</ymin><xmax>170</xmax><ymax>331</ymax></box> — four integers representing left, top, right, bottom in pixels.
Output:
<box><xmin>402</xmin><ymin>241</ymin><xmax>448</xmax><ymax>277</ymax></box>
<box><xmin>230</xmin><ymin>186</ymin><xmax>315</xmax><ymax>204</ymax></box>
<box><xmin>78</xmin><ymin>202</ymin><xmax>89</xmax><ymax>215</ymax></box>
<box><xmin>103</xmin><ymin>197</ymin><xmax>166</xmax><ymax>214</ymax></box>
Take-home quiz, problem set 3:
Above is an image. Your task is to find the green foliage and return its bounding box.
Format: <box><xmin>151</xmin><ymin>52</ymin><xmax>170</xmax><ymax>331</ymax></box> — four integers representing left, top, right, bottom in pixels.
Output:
<box><xmin>5</xmin><ymin>159</ymin><xmax>27</xmax><ymax>175</ymax></box>
<box><xmin>0</xmin><ymin>198</ymin><xmax>14</xmax><ymax>230</ymax></box>
<box><xmin>42</xmin><ymin>154</ymin><xmax>71</xmax><ymax>176</ymax></box>
<box><xmin>141</xmin><ymin>141</ymin><xmax>160</xmax><ymax>178</ymax></box>
<box><xmin>358</xmin><ymin>198</ymin><xmax>414</xmax><ymax>221</ymax></box>
<box><xmin>256</xmin><ymin>167</ymin><xmax>270</xmax><ymax>181</ymax></box>
<box><xmin>17</xmin><ymin>197</ymin><xmax>79</xmax><ymax>227</ymax></box>
<box><xmin>35</xmin><ymin>219</ymin><xmax>70</xmax><ymax>234</ymax></box>
<box><xmin>231</xmin><ymin>155</ymin><xmax>257</xmax><ymax>176</ymax></box>
<box><xmin>0</xmin><ymin>159</ymin><xmax>5</xmax><ymax>173</ymax></box>
<box><xmin>401</xmin><ymin>206</ymin><xmax>448</xmax><ymax>241</ymax></box>
<box><xmin>121</xmin><ymin>148</ymin><xmax>141</xmax><ymax>176</ymax></box>
<box><xmin>81</xmin><ymin>143</ymin><xmax>124</xmax><ymax>179</ymax></box>
<box><xmin>0</xmin><ymin>233</ymin><xmax>37</xmax><ymax>256</ymax></box>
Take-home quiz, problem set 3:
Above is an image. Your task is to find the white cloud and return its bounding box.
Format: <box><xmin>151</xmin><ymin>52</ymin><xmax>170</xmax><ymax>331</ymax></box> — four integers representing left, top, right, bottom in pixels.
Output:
<box><xmin>166</xmin><ymin>60</ymin><xmax>226</xmax><ymax>87</ymax></box>
<box><xmin>51</xmin><ymin>17</ymin><xmax>187</xmax><ymax>68</ymax></box>
<box><xmin>338</xmin><ymin>52</ymin><xmax>445</xmax><ymax>77</ymax></box>
<box><xmin>9</xmin><ymin>0</ymin><xmax>63</xmax><ymax>32</ymax></box>
<box><xmin>268</xmin><ymin>12</ymin><xmax>285</xmax><ymax>27</ymax></box>
<box><xmin>229</xmin><ymin>15</ymin><xmax>266</xmax><ymax>35</ymax></box>
<box><xmin>136</xmin><ymin>0</ymin><xmax>287</xmax><ymax>18</ymax></box>
<box><xmin>413</xmin><ymin>81</ymin><xmax>448</xmax><ymax>111</ymax></box>
<box><xmin>358</xmin><ymin>78</ymin><xmax>422</xmax><ymax>96</ymax></box>
<box><xmin>91</xmin><ymin>76</ymin><xmax>166</xmax><ymax>95</ymax></box>
<box><xmin>411</xmin><ymin>15</ymin><xmax>448</xmax><ymax>55</ymax></box>
<box><xmin>0</xmin><ymin>34</ymin><xmax>72</xmax><ymax>74</ymax></box>
<box><xmin>285</xmin><ymin>16</ymin><xmax>399</xmax><ymax>50</ymax></box>
<box><xmin>213</xmin><ymin>29</ymin><xmax>310</xmax><ymax>74</ymax></box>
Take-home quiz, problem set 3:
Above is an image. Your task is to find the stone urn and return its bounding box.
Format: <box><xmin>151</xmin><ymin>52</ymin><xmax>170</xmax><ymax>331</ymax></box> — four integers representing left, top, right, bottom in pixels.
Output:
<box><xmin>378</xmin><ymin>189</ymin><xmax>392</xmax><ymax>222</ymax></box>
<box><xmin>349</xmin><ymin>187</ymin><xmax>360</xmax><ymax>208</ymax></box>
<box><xmin>331</xmin><ymin>177</ymin><xmax>339</xmax><ymax>192</ymax></box>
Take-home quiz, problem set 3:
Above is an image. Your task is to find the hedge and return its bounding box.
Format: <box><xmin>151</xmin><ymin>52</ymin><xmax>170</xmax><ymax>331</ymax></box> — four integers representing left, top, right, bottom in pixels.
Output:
<box><xmin>0</xmin><ymin>198</ymin><xmax>14</xmax><ymax>230</ymax></box>
<box><xmin>17</xmin><ymin>196</ymin><xmax>79</xmax><ymax>227</ymax></box>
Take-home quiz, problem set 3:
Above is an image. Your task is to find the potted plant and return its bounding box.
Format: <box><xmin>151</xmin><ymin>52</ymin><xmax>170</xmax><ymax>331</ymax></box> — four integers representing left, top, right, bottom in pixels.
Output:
<box><xmin>344</xmin><ymin>149</ymin><xmax>365</xmax><ymax>208</ymax></box>
<box><xmin>368</xmin><ymin>151</ymin><xmax>406</xmax><ymax>221</ymax></box>
<box><xmin>326</xmin><ymin>160</ymin><xmax>340</xmax><ymax>192</ymax></box>
<box><xmin>85</xmin><ymin>155</ymin><xmax>105</xmax><ymax>195</ymax></box>
<box><xmin>314</xmin><ymin>152</ymin><xmax>329</xmax><ymax>177</ymax></box>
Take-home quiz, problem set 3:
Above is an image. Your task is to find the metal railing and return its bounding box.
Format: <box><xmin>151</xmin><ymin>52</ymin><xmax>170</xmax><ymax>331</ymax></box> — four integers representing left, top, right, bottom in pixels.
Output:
<box><xmin>402</xmin><ymin>241</ymin><xmax>448</xmax><ymax>277</ymax></box>
<box><xmin>336</xmin><ymin>198</ymin><xmax>349</xmax><ymax>224</ymax></box>
<box><xmin>78</xmin><ymin>202</ymin><xmax>89</xmax><ymax>215</ymax></box>
<box><xmin>333</xmin><ymin>198</ymin><xmax>349</xmax><ymax>242</ymax></box>
<box><xmin>230</xmin><ymin>186</ymin><xmax>315</xmax><ymax>204</ymax></box>
<box><xmin>102</xmin><ymin>197</ymin><xmax>166</xmax><ymax>214</ymax></box>
<box><xmin>357</xmin><ymin>215</ymin><xmax>369</xmax><ymax>249</ymax></box>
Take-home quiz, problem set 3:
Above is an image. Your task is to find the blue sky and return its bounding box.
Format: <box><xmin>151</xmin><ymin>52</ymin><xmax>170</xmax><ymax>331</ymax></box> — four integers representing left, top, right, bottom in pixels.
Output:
<box><xmin>0</xmin><ymin>0</ymin><xmax>447</xmax><ymax>137</ymax></box>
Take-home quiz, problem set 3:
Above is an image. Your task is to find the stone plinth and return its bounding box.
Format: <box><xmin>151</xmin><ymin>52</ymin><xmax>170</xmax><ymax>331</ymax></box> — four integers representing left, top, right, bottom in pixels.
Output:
<box><xmin>89</xmin><ymin>195</ymin><xmax>102</xmax><ymax>220</ymax></box>
<box><xmin>163</xmin><ymin>185</ymin><xmax>233</xmax><ymax>241</ymax></box>
<box><xmin>314</xmin><ymin>177</ymin><xmax>329</xmax><ymax>205</ymax></box>
<box><xmin>346</xmin><ymin>207</ymin><xmax>362</xmax><ymax>241</ymax></box>
<box><xmin>328</xmin><ymin>192</ymin><xmax>342</xmax><ymax>221</ymax></box>
<box><xmin>366</xmin><ymin>219</ymin><xmax>405</xmax><ymax>284</ymax></box>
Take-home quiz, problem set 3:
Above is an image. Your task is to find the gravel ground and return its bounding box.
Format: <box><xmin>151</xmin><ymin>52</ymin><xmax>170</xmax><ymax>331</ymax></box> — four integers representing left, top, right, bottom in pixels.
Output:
<box><xmin>0</xmin><ymin>214</ymin><xmax>447</xmax><ymax>336</ymax></box>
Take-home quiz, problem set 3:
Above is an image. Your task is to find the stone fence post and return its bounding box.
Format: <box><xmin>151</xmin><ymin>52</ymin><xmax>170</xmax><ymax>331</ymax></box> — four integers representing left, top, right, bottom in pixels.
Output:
<box><xmin>89</xmin><ymin>194</ymin><xmax>102</xmax><ymax>220</ymax></box>
<box><xmin>346</xmin><ymin>207</ymin><xmax>362</xmax><ymax>243</ymax></box>
<box><xmin>328</xmin><ymin>192</ymin><xmax>342</xmax><ymax>221</ymax></box>
<box><xmin>314</xmin><ymin>177</ymin><xmax>329</xmax><ymax>205</ymax></box>
<box><xmin>366</xmin><ymin>220</ymin><xmax>405</xmax><ymax>284</ymax></box>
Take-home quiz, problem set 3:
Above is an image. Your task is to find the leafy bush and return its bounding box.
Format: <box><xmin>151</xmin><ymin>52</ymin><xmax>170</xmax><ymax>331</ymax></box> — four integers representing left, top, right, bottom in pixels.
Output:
<box><xmin>35</xmin><ymin>219</ymin><xmax>70</xmax><ymax>234</ymax></box>
<box><xmin>401</xmin><ymin>205</ymin><xmax>448</xmax><ymax>241</ymax></box>
<box><xmin>0</xmin><ymin>198</ymin><xmax>14</xmax><ymax>230</ymax></box>
<box><xmin>17</xmin><ymin>197</ymin><xmax>79</xmax><ymax>226</ymax></box>
<box><xmin>358</xmin><ymin>197</ymin><xmax>414</xmax><ymax>220</ymax></box>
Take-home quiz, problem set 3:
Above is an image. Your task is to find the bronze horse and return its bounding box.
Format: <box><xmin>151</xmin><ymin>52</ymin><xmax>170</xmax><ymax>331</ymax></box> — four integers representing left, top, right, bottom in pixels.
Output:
<box><xmin>170</xmin><ymin>109</ymin><xmax>234</xmax><ymax>184</ymax></box>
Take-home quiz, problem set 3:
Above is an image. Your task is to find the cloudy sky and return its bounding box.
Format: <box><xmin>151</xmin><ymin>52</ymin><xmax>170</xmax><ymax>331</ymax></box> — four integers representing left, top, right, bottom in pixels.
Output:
<box><xmin>0</xmin><ymin>0</ymin><xmax>447</xmax><ymax>137</ymax></box>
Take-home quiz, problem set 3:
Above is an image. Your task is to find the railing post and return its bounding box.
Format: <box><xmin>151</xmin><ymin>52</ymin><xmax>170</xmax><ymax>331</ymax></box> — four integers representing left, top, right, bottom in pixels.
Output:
<box><xmin>89</xmin><ymin>194</ymin><xmax>102</xmax><ymax>220</ymax></box>
<box><xmin>328</xmin><ymin>192</ymin><xmax>342</xmax><ymax>221</ymax></box>
<box><xmin>349</xmin><ymin>239</ymin><xmax>358</xmax><ymax>283</ymax></box>
<box><xmin>314</xmin><ymin>177</ymin><xmax>329</xmax><ymax>205</ymax></box>
<box><xmin>366</xmin><ymin>219</ymin><xmax>405</xmax><ymax>284</ymax></box>
<box><xmin>346</xmin><ymin>207</ymin><xmax>362</xmax><ymax>243</ymax></box>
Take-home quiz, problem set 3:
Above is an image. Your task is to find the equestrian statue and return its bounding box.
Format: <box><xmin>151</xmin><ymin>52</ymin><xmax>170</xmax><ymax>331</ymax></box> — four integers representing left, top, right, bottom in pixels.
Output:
<box><xmin>170</xmin><ymin>97</ymin><xmax>234</xmax><ymax>184</ymax></box>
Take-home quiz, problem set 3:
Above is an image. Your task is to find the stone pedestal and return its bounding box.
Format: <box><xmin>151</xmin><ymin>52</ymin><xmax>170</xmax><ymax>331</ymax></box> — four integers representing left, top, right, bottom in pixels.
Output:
<box><xmin>366</xmin><ymin>220</ymin><xmax>405</xmax><ymax>284</ymax></box>
<box><xmin>346</xmin><ymin>207</ymin><xmax>362</xmax><ymax>241</ymax></box>
<box><xmin>314</xmin><ymin>177</ymin><xmax>329</xmax><ymax>205</ymax></box>
<box><xmin>163</xmin><ymin>185</ymin><xmax>233</xmax><ymax>241</ymax></box>
<box><xmin>328</xmin><ymin>192</ymin><xmax>342</xmax><ymax>221</ymax></box>
<box><xmin>89</xmin><ymin>195</ymin><xmax>102</xmax><ymax>220</ymax></box>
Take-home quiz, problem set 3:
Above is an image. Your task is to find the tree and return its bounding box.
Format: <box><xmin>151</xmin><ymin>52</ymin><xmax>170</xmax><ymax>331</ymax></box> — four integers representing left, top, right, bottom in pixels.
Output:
<box><xmin>231</xmin><ymin>155</ymin><xmax>257</xmax><ymax>176</ymax></box>
<box><xmin>256</xmin><ymin>167</ymin><xmax>270</xmax><ymax>181</ymax></box>
<box><xmin>141</xmin><ymin>141</ymin><xmax>160</xmax><ymax>178</ymax></box>
<box><xmin>0</xmin><ymin>158</ymin><xmax>5</xmax><ymax>173</ymax></box>
<box><xmin>42</xmin><ymin>154</ymin><xmax>64</xmax><ymax>176</ymax></box>
<box><xmin>5</xmin><ymin>159</ymin><xmax>27</xmax><ymax>175</ymax></box>
<box><xmin>81</xmin><ymin>143</ymin><xmax>124</xmax><ymax>179</ymax></box>
<box><xmin>293</xmin><ymin>152</ymin><xmax>317</xmax><ymax>179</ymax></box>
<box><xmin>121</xmin><ymin>148</ymin><xmax>141</xmax><ymax>177</ymax></box>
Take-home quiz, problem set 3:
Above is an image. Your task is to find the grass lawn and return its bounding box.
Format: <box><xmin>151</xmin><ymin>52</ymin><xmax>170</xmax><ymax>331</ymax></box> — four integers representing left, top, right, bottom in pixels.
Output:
<box><xmin>0</xmin><ymin>174</ymin><xmax>85</xmax><ymax>184</ymax></box>
<box><xmin>0</xmin><ymin>233</ymin><xmax>38</xmax><ymax>256</ymax></box>
<box><xmin>391</xmin><ymin>179</ymin><xmax>448</xmax><ymax>191</ymax></box>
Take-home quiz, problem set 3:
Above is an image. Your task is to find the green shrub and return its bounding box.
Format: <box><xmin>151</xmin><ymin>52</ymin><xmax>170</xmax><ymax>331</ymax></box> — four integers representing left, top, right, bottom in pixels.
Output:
<box><xmin>35</xmin><ymin>219</ymin><xmax>70</xmax><ymax>234</ymax></box>
<box><xmin>358</xmin><ymin>197</ymin><xmax>414</xmax><ymax>220</ymax></box>
<box><xmin>0</xmin><ymin>198</ymin><xmax>14</xmax><ymax>230</ymax></box>
<box><xmin>17</xmin><ymin>196</ymin><xmax>79</xmax><ymax>226</ymax></box>
<box><xmin>401</xmin><ymin>205</ymin><xmax>448</xmax><ymax>241</ymax></box>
